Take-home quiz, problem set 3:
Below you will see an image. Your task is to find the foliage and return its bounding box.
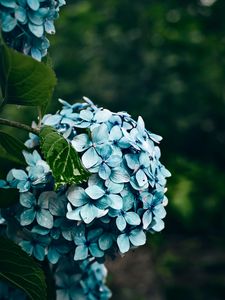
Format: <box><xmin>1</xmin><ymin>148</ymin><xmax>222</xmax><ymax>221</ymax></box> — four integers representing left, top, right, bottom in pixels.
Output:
<box><xmin>40</xmin><ymin>125</ymin><xmax>90</xmax><ymax>190</ymax></box>
<box><xmin>0</xmin><ymin>41</ymin><xmax>57</xmax><ymax>114</ymax></box>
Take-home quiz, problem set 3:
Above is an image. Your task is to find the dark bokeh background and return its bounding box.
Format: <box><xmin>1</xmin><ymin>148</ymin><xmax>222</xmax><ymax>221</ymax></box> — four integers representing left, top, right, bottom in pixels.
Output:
<box><xmin>1</xmin><ymin>0</ymin><xmax>225</xmax><ymax>299</ymax></box>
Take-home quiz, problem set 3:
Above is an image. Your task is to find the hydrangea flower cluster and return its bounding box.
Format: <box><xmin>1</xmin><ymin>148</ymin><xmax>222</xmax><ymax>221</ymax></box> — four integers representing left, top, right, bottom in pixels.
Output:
<box><xmin>0</xmin><ymin>97</ymin><xmax>170</xmax><ymax>299</ymax></box>
<box><xmin>0</xmin><ymin>0</ymin><xmax>65</xmax><ymax>60</ymax></box>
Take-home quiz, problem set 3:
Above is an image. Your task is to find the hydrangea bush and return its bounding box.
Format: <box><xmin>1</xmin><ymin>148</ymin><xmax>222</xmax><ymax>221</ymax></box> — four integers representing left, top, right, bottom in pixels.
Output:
<box><xmin>0</xmin><ymin>0</ymin><xmax>65</xmax><ymax>60</ymax></box>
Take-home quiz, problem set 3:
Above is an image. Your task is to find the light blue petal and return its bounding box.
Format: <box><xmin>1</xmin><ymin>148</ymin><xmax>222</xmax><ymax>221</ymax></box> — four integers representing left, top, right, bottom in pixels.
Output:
<box><xmin>43</xmin><ymin>114</ymin><xmax>62</xmax><ymax>126</ymax></box>
<box><xmin>106</xmin><ymin>181</ymin><xmax>124</xmax><ymax>194</ymax></box>
<box><xmin>109</xmin><ymin>194</ymin><xmax>123</xmax><ymax>210</ymax></box>
<box><xmin>20</xmin><ymin>192</ymin><xmax>35</xmax><ymax>208</ymax></box>
<box><xmin>125</xmin><ymin>154</ymin><xmax>139</xmax><ymax>170</ymax></box>
<box><xmin>20</xmin><ymin>208</ymin><xmax>36</xmax><ymax>226</ymax></box>
<box><xmin>27</xmin><ymin>0</ymin><xmax>40</xmax><ymax>11</ymax></box>
<box><xmin>92</xmin><ymin>124</ymin><xmax>109</xmax><ymax>144</ymax></box>
<box><xmin>12</xmin><ymin>169</ymin><xmax>27</xmax><ymax>180</ymax></box>
<box><xmin>99</xmin><ymin>163</ymin><xmax>111</xmax><ymax>180</ymax></box>
<box><xmin>106</xmin><ymin>155</ymin><xmax>122</xmax><ymax>168</ymax></box>
<box><xmin>17</xmin><ymin>180</ymin><xmax>30</xmax><ymax>192</ymax></box>
<box><xmin>142</xmin><ymin>210</ymin><xmax>153</xmax><ymax>229</ymax></box>
<box><xmin>129</xmin><ymin>229</ymin><xmax>146</xmax><ymax>247</ymax></box>
<box><xmin>109</xmin><ymin>125</ymin><xmax>122</xmax><ymax>141</ymax></box>
<box><xmin>71</xmin><ymin>134</ymin><xmax>90</xmax><ymax>152</ymax></box>
<box><xmin>97</xmin><ymin>144</ymin><xmax>112</xmax><ymax>159</ymax></box>
<box><xmin>82</xmin><ymin>147</ymin><xmax>100</xmax><ymax>169</ymax></box>
<box><xmin>44</xmin><ymin>20</ymin><xmax>55</xmax><ymax>34</ymax></box>
<box><xmin>67</xmin><ymin>186</ymin><xmax>88</xmax><ymax>207</ymax></box>
<box><xmin>154</xmin><ymin>205</ymin><xmax>167</xmax><ymax>219</ymax></box>
<box><xmin>94</xmin><ymin>109</ymin><xmax>112</xmax><ymax>122</ymax></box>
<box><xmin>116</xmin><ymin>215</ymin><xmax>126</xmax><ymax>231</ymax></box>
<box><xmin>151</xmin><ymin>218</ymin><xmax>165</xmax><ymax>232</ymax></box>
<box><xmin>85</xmin><ymin>185</ymin><xmax>105</xmax><ymax>200</ymax></box>
<box><xmin>117</xmin><ymin>234</ymin><xmax>130</xmax><ymax>253</ymax></box>
<box><xmin>80</xmin><ymin>203</ymin><xmax>98</xmax><ymax>224</ymax></box>
<box><xmin>110</xmin><ymin>167</ymin><xmax>130</xmax><ymax>183</ymax></box>
<box><xmin>74</xmin><ymin>245</ymin><xmax>88</xmax><ymax>260</ymax></box>
<box><xmin>136</xmin><ymin>169</ymin><xmax>148</xmax><ymax>187</ymax></box>
<box><xmin>89</xmin><ymin>243</ymin><xmax>104</xmax><ymax>258</ymax></box>
<box><xmin>80</xmin><ymin>109</ymin><xmax>93</xmax><ymax>121</ymax></box>
<box><xmin>31</xmin><ymin>48</ymin><xmax>42</xmax><ymax>61</ymax></box>
<box><xmin>99</xmin><ymin>233</ymin><xmax>114</xmax><ymax>250</ymax></box>
<box><xmin>125</xmin><ymin>212</ymin><xmax>141</xmax><ymax>226</ymax></box>
<box><xmin>66</xmin><ymin>207</ymin><xmax>82</xmax><ymax>221</ymax></box>
<box><xmin>37</xmin><ymin>209</ymin><xmax>53</xmax><ymax>229</ymax></box>
<box><xmin>28</xmin><ymin>23</ymin><xmax>44</xmax><ymax>38</ymax></box>
<box><xmin>139</xmin><ymin>152</ymin><xmax>150</xmax><ymax>168</ymax></box>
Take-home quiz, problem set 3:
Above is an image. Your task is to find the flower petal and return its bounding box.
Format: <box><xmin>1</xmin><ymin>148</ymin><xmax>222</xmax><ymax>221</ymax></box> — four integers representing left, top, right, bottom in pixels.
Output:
<box><xmin>116</xmin><ymin>215</ymin><xmax>126</xmax><ymax>231</ymax></box>
<box><xmin>117</xmin><ymin>234</ymin><xmax>130</xmax><ymax>253</ymax></box>
<box><xmin>37</xmin><ymin>209</ymin><xmax>53</xmax><ymax>229</ymax></box>
<box><xmin>125</xmin><ymin>212</ymin><xmax>141</xmax><ymax>226</ymax></box>
<box><xmin>82</xmin><ymin>147</ymin><xmax>100</xmax><ymax>169</ymax></box>
<box><xmin>109</xmin><ymin>194</ymin><xmax>123</xmax><ymax>210</ymax></box>
<box><xmin>99</xmin><ymin>233</ymin><xmax>114</xmax><ymax>250</ymax></box>
<box><xmin>85</xmin><ymin>185</ymin><xmax>105</xmax><ymax>200</ymax></box>
<box><xmin>71</xmin><ymin>134</ymin><xmax>90</xmax><ymax>152</ymax></box>
<box><xmin>20</xmin><ymin>192</ymin><xmax>35</xmax><ymax>208</ymax></box>
<box><xmin>74</xmin><ymin>245</ymin><xmax>88</xmax><ymax>260</ymax></box>
<box><xmin>94</xmin><ymin>109</ymin><xmax>112</xmax><ymax>123</ymax></box>
<box><xmin>136</xmin><ymin>169</ymin><xmax>148</xmax><ymax>187</ymax></box>
<box><xmin>89</xmin><ymin>243</ymin><xmax>104</xmax><ymax>258</ymax></box>
<box><xmin>110</xmin><ymin>167</ymin><xmax>130</xmax><ymax>183</ymax></box>
<box><xmin>80</xmin><ymin>203</ymin><xmax>98</xmax><ymax>224</ymax></box>
<box><xmin>129</xmin><ymin>229</ymin><xmax>146</xmax><ymax>247</ymax></box>
<box><xmin>142</xmin><ymin>210</ymin><xmax>153</xmax><ymax>230</ymax></box>
<box><xmin>67</xmin><ymin>186</ymin><xmax>88</xmax><ymax>207</ymax></box>
<box><xmin>92</xmin><ymin>124</ymin><xmax>109</xmax><ymax>144</ymax></box>
<box><xmin>99</xmin><ymin>163</ymin><xmax>111</xmax><ymax>180</ymax></box>
<box><xmin>20</xmin><ymin>208</ymin><xmax>36</xmax><ymax>226</ymax></box>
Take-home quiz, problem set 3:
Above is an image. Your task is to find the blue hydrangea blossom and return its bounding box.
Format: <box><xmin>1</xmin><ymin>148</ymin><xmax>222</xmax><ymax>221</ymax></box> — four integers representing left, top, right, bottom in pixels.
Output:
<box><xmin>0</xmin><ymin>0</ymin><xmax>65</xmax><ymax>60</ymax></box>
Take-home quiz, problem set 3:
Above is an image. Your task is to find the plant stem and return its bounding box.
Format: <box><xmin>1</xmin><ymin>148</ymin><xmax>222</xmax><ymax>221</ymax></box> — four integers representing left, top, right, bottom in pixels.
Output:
<box><xmin>0</xmin><ymin>117</ymin><xmax>39</xmax><ymax>135</ymax></box>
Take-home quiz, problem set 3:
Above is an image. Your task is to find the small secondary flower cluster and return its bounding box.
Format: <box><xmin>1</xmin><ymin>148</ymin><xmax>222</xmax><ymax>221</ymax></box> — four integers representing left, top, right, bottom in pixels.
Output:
<box><xmin>0</xmin><ymin>98</ymin><xmax>170</xmax><ymax>299</ymax></box>
<box><xmin>0</xmin><ymin>0</ymin><xmax>65</xmax><ymax>60</ymax></box>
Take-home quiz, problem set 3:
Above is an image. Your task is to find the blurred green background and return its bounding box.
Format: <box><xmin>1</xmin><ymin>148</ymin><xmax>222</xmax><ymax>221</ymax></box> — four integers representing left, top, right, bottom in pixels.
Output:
<box><xmin>1</xmin><ymin>0</ymin><xmax>225</xmax><ymax>299</ymax></box>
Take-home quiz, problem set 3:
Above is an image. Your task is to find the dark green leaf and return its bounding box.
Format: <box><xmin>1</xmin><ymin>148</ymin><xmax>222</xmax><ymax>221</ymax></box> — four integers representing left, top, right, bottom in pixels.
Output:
<box><xmin>0</xmin><ymin>42</ymin><xmax>56</xmax><ymax>113</ymax></box>
<box><xmin>0</xmin><ymin>188</ymin><xmax>19</xmax><ymax>208</ymax></box>
<box><xmin>0</xmin><ymin>237</ymin><xmax>47</xmax><ymax>300</ymax></box>
<box><xmin>40</xmin><ymin>126</ymin><xmax>90</xmax><ymax>190</ymax></box>
<box><xmin>0</xmin><ymin>131</ymin><xmax>25</xmax><ymax>164</ymax></box>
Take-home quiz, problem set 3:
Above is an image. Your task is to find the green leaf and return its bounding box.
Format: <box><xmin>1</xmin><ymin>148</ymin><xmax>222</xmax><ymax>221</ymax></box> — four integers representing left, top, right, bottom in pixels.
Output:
<box><xmin>0</xmin><ymin>42</ymin><xmax>56</xmax><ymax>113</ymax></box>
<box><xmin>0</xmin><ymin>237</ymin><xmax>47</xmax><ymax>300</ymax></box>
<box><xmin>0</xmin><ymin>131</ymin><xmax>25</xmax><ymax>164</ymax></box>
<box><xmin>40</xmin><ymin>126</ymin><xmax>90</xmax><ymax>190</ymax></box>
<box><xmin>0</xmin><ymin>188</ymin><xmax>19</xmax><ymax>208</ymax></box>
